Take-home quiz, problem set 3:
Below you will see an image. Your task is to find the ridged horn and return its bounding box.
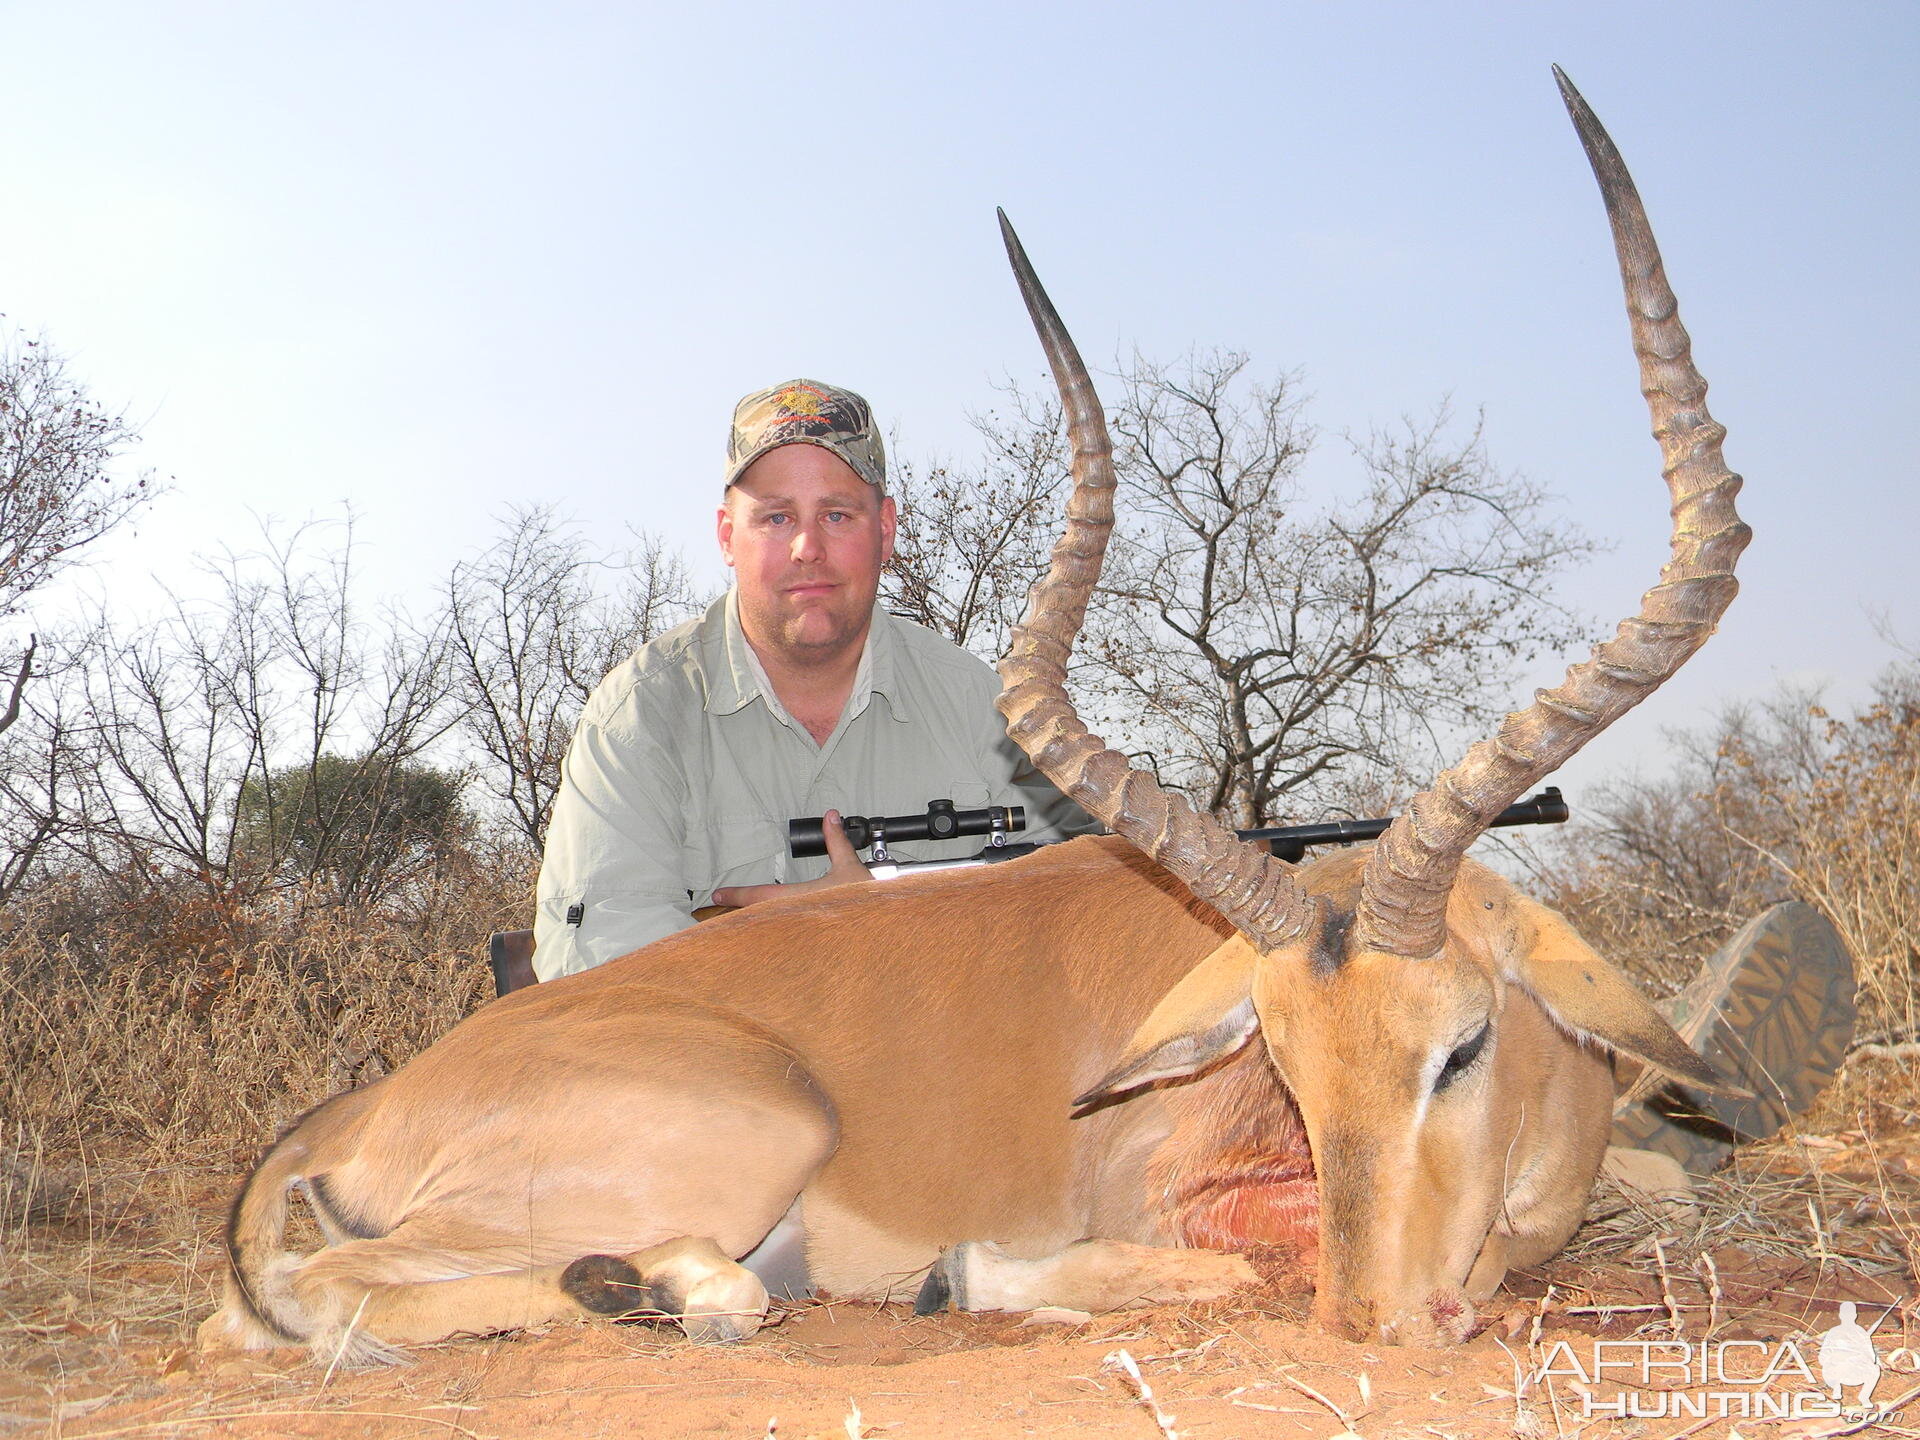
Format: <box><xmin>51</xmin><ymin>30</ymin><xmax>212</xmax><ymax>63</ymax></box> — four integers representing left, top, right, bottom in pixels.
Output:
<box><xmin>1355</xmin><ymin>67</ymin><xmax>1752</xmax><ymax>958</ymax></box>
<box><xmin>994</xmin><ymin>209</ymin><xmax>1316</xmax><ymax>952</ymax></box>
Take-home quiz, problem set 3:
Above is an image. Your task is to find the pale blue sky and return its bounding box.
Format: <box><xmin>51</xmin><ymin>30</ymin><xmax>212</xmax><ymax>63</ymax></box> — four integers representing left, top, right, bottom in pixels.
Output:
<box><xmin>3</xmin><ymin>2</ymin><xmax>1915</xmax><ymax>795</ymax></box>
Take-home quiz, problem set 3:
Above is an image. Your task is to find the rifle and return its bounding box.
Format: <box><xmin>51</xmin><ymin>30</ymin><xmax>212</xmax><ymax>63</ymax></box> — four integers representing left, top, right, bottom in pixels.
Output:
<box><xmin>787</xmin><ymin>786</ymin><xmax>1571</xmax><ymax>878</ymax></box>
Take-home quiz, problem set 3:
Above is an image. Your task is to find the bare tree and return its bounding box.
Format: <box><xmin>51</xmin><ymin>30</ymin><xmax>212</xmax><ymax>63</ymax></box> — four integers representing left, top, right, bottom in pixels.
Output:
<box><xmin>0</xmin><ymin>627</ymin><xmax>102</xmax><ymax>903</ymax></box>
<box><xmin>444</xmin><ymin>507</ymin><xmax>702</xmax><ymax>853</ymax></box>
<box><xmin>61</xmin><ymin>520</ymin><xmax>464</xmax><ymax>904</ymax></box>
<box><xmin>0</xmin><ymin>330</ymin><xmax>156</xmax><ymax>900</ymax></box>
<box><xmin>890</xmin><ymin>351</ymin><xmax>1594</xmax><ymax>827</ymax></box>
<box><xmin>885</xmin><ymin>394</ymin><xmax>1068</xmax><ymax>656</ymax></box>
<box><xmin>0</xmin><ymin>330</ymin><xmax>155</xmax><ymax>735</ymax></box>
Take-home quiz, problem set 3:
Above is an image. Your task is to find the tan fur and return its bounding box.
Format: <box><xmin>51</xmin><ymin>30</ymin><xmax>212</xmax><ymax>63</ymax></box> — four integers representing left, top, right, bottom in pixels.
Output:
<box><xmin>203</xmin><ymin>836</ymin><xmax>1708</xmax><ymax>1356</ymax></box>
<box><xmin>940</xmin><ymin>1238</ymin><xmax>1258</xmax><ymax>1312</ymax></box>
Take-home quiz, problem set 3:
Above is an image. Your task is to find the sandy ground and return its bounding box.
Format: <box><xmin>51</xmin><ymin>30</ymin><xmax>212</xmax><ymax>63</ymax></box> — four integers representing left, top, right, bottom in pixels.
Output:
<box><xmin>6</xmin><ymin>1070</ymin><xmax>1918</xmax><ymax>1439</ymax></box>
<box><xmin>8</xmin><ymin>1257</ymin><xmax>1915</xmax><ymax>1440</ymax></box>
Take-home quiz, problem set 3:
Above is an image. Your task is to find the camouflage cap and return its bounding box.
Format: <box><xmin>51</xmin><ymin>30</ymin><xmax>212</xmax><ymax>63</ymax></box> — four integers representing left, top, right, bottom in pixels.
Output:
<box><xmin>724</xmin><ymin>379</ymin><xmax>886</xmax><ymax>495</ymax></box>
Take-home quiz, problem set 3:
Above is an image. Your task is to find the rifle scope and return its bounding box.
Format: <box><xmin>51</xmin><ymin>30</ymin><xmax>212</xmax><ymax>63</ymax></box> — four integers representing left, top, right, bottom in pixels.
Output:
<box><xmin>789</xmin><ymin>799</ymin><xmax>1026</xmax><ymax>858</ymax></box>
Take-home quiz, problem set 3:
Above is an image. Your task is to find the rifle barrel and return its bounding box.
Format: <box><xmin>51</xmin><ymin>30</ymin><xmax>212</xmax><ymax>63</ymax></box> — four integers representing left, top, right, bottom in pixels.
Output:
<box><xmin>1238</xmin><ymin>787</ymin><xmax>1569</xmax><ymax>861</ymax></box>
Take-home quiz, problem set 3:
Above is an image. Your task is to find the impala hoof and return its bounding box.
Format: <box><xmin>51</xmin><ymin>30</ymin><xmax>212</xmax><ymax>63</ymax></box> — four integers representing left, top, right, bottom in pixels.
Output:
<box><xmin>677</xmin><ymin>1308</ymin><xmax>758</xmax><ymax>1345</ymax></box>
<box><xmin>914</xmin><ymin>1261</ymin><xmax>952</xmax><ymax>1316</ymax></box>
<box><xmin>561</xmin><ymin>1254</ymin><xmax>650</xmax><ymax>1316</ymax></box>
<box><xmin>671</xmin><ymin>1268</ymin><xmax>768</xmax><ymax>1345</ymax></box>
<box><xmin>919</xmin><ymin>1241</ymin><xmax>990</xmax><ymax>1313</ymax></box>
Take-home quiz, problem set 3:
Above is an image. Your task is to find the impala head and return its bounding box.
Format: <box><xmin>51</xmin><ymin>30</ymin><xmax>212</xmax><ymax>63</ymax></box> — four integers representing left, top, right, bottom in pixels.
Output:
<box><xmin>999</xmin><ymin>69</ymin><xmax>1749</xmax><ymax>1344</ymax></box>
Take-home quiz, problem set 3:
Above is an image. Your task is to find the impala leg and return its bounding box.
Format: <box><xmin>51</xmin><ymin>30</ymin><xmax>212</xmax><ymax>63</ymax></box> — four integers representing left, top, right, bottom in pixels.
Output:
<box><xmin>258</xmin><ymin>1224</ymin><xmax>602</xmax><ymax>1361</ymax></box>
<box><xmin>300</xmin><ymin>1258</ymin><xmax>588</xmax><ymax>1351</ymax></box>
<box><xmin>918</xmin><ymin>1238</ymin><xmax>1256</xmax><ymax>1316</ymax></box>
<box><xmin>201</xmin><ymin>1006</ymin><xmax>839</xmax><ymax>1363</ymax></box>
<box><xmin>251</xmin><ymin>1229</ymin><xmax>772</xmax><ymax>1358</ymax></box>
<box><xmin>562</xmin><ymin>1236</ymin><xmax>770</xmax><ymax>1343</ymax></box>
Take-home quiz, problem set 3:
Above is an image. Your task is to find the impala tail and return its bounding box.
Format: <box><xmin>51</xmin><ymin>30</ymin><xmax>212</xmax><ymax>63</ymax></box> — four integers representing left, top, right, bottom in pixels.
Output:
<box><xmin>199</xmin><ymin>1087</ymin><xmax>394</xmax><ymax>1363</ymax></box>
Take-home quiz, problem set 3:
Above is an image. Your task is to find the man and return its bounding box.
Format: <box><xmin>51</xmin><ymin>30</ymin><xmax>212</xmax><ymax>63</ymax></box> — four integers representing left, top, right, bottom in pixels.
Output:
<box><xmin>532</xmin><ymin>379</ymin><xmax>1092</xmax><ymax>980</ymax></box>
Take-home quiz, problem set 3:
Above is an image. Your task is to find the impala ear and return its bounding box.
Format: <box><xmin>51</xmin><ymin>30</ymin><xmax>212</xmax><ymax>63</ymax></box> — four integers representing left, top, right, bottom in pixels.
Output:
<box><xmin>1073</xmin><ymin>936</ymin><xmax>1261</xmax><ymax>1108</ymax></box>
<box><xmin>1509</xmin><ymin>900</ymin><xmax>1747</xmax><ymax>1096</ymax></box>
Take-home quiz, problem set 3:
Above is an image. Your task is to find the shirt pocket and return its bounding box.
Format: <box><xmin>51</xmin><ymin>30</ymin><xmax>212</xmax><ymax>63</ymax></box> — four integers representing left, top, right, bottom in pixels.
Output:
<box><xmin>948</xmin><ymin>779</ymin><xmax>992</xmax><ymax>810</ymax></box>
<box><xmin>693</xmin><ymin>811</ymin><xmax>788</xmax><ymax>896</ymax></box>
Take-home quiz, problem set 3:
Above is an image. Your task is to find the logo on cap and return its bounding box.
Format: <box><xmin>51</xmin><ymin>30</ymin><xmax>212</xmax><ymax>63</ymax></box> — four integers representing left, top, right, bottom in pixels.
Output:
<box><xmin>772</xmin><ymin>384</ymin><xmax>831</xmax><ymax>419</ymax></box>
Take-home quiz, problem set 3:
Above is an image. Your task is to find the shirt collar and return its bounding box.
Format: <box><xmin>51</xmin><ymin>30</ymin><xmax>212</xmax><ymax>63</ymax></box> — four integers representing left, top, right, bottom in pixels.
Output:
<box><xmin>714</xmin><ymin>590</ymin><xmax>904</xmax><ymax>728</ymax></box>
<box><xmin>707</xmin><ymin>590</ymin><xmax>759</xmax><ymax>716</ymax></box>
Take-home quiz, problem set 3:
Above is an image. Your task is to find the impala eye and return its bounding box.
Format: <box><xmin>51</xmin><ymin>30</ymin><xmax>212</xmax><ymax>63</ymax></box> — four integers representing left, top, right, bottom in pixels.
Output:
<box><xmin>1434</xmin><ymin>1023</ymin><xmax>1490</xmax><ymax>1093</ymax></box>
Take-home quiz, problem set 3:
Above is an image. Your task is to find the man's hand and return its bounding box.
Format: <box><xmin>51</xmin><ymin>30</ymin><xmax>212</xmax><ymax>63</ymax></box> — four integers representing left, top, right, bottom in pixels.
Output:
<box><xmin>710</xmin><ymin>809</ymin><xmax>872</xmax><ymax>910</ymax></box>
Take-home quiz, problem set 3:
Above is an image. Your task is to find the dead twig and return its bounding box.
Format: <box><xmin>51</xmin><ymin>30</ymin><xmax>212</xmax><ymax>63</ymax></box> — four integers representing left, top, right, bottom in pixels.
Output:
<box><xmin>1652</xmin><ymin>1236</ymin><xmax>1683</xmax><ymax>1337</ymax></box>
<box><xmin>1102</xmin><ymin>1349</ymin><xmax>1180</xmax><ymax>1440</ymax></box>
<box><xmin>1268</xmin><ymin>1364</ymin><xmax>1357</xmax><ymax>1428</ymax></box>
<box><xmin>1694</xmin><ymin>1251</ymin><xmax>1722</xmax><ymax>1338</ymax></box>
<box><xmin>1530</xmin><ymin>1284</ymin><xmax>1555</xmax><ymax>1349</ymax></box>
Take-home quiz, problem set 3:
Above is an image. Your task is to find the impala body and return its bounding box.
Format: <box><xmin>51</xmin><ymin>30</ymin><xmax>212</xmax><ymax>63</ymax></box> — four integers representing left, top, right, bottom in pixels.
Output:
<box><xmin>202</xmin><ymin>70</ymin><xmax>1746</xmax><ymax>1357</ymax></box>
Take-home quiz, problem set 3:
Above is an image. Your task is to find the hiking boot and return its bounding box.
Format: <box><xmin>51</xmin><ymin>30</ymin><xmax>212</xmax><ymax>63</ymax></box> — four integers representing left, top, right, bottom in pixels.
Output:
<box><xmin>1611</xmin><ymin>901</ymin><xmax>1856</xmax><ymax>1176</ymax></box>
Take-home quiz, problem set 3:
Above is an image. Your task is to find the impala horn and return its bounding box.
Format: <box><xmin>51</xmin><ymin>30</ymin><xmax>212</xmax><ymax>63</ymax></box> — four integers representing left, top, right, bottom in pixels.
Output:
<box><xmin>994</xmin><ymin>210</ymin><xmax>1316</xmax><ymax>953</ymax></box>
<box><xmin>1355</xmin><ymin>67</ymin><xmax>1751</xmax><ymax>958</ymax></box>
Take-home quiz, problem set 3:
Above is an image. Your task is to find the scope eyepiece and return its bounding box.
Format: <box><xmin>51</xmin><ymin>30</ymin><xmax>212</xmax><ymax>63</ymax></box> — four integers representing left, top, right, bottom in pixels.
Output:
<box><xmin>788</xmin><ymin>801</ymin><xmax>1026</xmax><ymax>858</ymax></box>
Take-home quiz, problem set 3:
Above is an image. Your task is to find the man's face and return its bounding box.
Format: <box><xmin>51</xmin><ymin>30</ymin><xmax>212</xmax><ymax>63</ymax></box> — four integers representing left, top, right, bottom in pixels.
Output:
<box><xmin>718</xmin><ymin>443</ymin><xmax>897</xmax><ymax>666</ymax></box>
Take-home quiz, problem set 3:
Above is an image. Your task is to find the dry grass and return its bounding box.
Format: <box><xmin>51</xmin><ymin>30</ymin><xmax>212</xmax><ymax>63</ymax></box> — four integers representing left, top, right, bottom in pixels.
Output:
<box><xmin>0</xmin><ymin>861</ymin><xmax>527</xmax><ymax>1410</ymax></box>
<box><xmin>1538</xmin><ymin>670</ymin><xmax>1920</xmax><ymax>1047</ymax></box>
<box><xmin>0</xmin><ymin>1146</ymin><xmax>225</xmax><ymax>1408</ymax></box>
<box><xmin>0</xmin><ymin>864</ymin><xmax>521</xmax><ymax>1161</ymax></box>
<box><xmin>0</xmin><ymin>859</ymin><xmax>531</xmax><ymax>1424</ymax></box>
<box><xmin>1536</xmin><ymin>1055</ymin><xmax>1920</xmax><ymax>1350</ymax></box>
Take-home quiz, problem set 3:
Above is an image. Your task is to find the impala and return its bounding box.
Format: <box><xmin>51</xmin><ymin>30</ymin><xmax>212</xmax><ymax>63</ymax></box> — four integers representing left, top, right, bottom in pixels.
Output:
<box><xmin>202</xmin><ymin>68</ymin><xmax>1741</xmax><ymax>1359</ymax></box>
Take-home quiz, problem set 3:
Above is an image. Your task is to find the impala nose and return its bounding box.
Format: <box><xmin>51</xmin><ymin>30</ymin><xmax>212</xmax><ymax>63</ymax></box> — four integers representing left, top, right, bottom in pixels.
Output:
<box><xmin>1377</xmin><ymin>1286</ymin><xmax>1477</xmax><ymax>1346</ymax></box>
